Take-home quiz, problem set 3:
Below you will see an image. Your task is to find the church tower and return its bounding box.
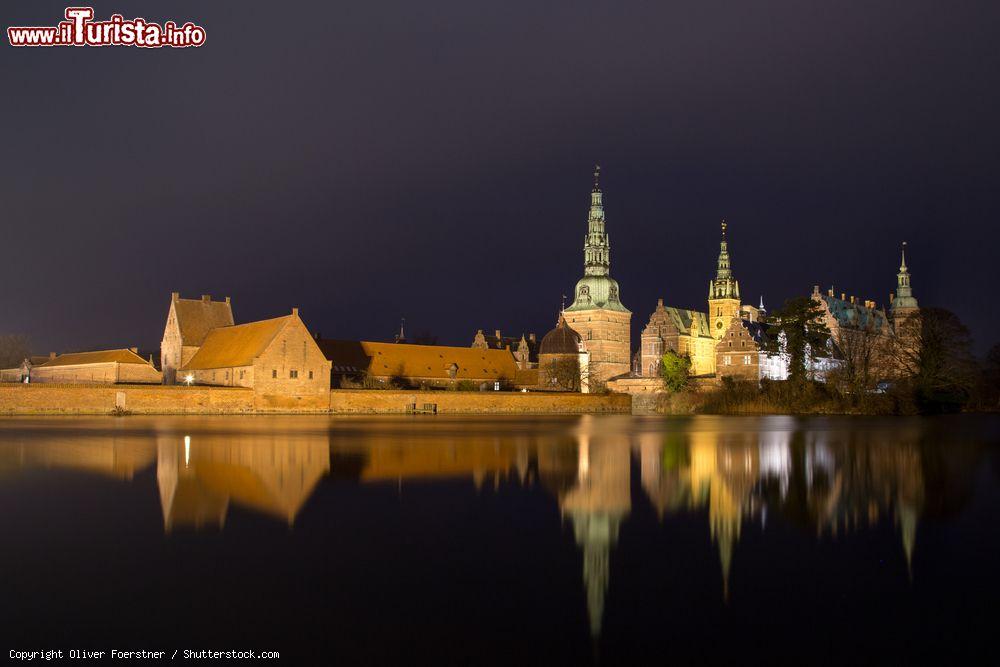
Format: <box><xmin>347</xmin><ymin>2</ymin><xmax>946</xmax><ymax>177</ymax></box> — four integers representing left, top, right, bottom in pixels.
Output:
<box><xmin>708</xmin><ymin>221</ymin><xmax>741</xmax><ymax>340</ymax></box>
<box><xmin>562</xmin><ymin>165</ymin><xmax>632</xmax><ymax>384</ymax></box>
<box><xmin>890</xmin><ymin>241</ymin><xmax>919</xmax><ymax>322</ymax></box>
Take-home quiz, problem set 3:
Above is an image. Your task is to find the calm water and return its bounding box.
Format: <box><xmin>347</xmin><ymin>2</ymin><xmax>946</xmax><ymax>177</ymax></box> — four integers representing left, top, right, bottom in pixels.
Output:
<box><xmin>1</xmin><ymin>414</ymin><xmax>998</xmax><ymax>665</ymax></box>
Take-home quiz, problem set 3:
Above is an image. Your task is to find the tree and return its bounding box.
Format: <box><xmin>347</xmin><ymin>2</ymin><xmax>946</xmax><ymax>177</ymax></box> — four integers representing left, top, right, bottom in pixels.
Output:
<box><xmin>0</xmin><ymin>334</ymin><xmax>31</xmax><ymax>369</ymax></box>
<box><xmin>762</xmin><ymin>297</ymin><xmax>831</xmax><ymax>384</ymax></box>
<box><xmin>829</xmin><ymin>327</ymin><xmax>882</xmax><ymax>394</ymax></box>
<box><xmin>660</xmin><ymin>350</ymin><xmax>691</xmax><ymax>392</ymax></box>
<box><xmin>543</xmin><ymin>356</ymin><xmax>583</xmax><ymax>392</ymax></box>
<box><xmin>888</xmin><ymin>308</ymin><xmax>976</xmax><ymax>411</ymax></box>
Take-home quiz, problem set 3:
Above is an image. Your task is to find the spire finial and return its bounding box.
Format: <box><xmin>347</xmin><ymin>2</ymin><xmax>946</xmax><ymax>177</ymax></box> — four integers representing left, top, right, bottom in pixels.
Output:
<box><xmin>721</xmin><ymin>219</ymin><xmax>728</xmax><ymax>239</ymax></box>
<box><xmin>900</xmin><ymin>241</ymin><xmax>908</xmax><ymax>271</ymax></box>
<box><xmin>561</xmin><ymin>294</ymin><xmax>567</xmax><ymax>312</ymax></box>
<box><xmin>593</xmin><ymin>164</ymin><xmax>601</xmax><ymax>191</ymax></box>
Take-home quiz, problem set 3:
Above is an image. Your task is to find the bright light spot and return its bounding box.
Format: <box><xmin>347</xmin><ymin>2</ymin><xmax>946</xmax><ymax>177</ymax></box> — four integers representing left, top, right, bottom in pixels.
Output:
<box><xmin>184</xmin><ymin>435</ymin><xmax>190</xmax><ymax>467</ymax></box>
<box><xmin>184</xmin><ymin>374</ymin><xmax>194</xmax><ymax>385</ymax></box>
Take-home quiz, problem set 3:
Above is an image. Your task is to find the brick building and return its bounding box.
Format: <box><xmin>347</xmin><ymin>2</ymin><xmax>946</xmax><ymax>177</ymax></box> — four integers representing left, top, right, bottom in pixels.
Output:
<box><xmin>30</xmin><ymin>348</ymin><xmax>162</xmax><ymax>384</ymax></box>
<box><xmin>471</xmin><ymin>329</ymin><xmax>539</xmax><ymax>369</ymax></box>
<box><xmin>319</xmin><ymin>339</ymin><xmax>522</xmax><ymax>390</ymax></box>
<box><xmin>160</xmin><ymin>293</ymin><xmax>234</xmax><ymax>385</ymax></box>
<box><xmin>561</xmin><ymin>167</ymin><xmax>631</xmax><ymax>385</ymax></box>
<box><xmin>179</xmin><ymin>309</ymin><xmax>330</xmax><ymax>398</ymax></box>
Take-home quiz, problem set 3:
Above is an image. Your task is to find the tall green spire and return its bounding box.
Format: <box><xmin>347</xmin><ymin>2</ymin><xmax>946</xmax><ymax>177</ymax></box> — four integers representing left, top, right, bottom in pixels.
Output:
<box><xmin>709</xmin><ymin>220</ymin><xmax>740</xmax><ymax>300</ymax></box>
<box><xmin>566</xmin><ymin>165</ymin><xmax>628</xmax><ymax>313</ymax></box>
<box><xmin>583</xmin><ymin>164</ymin><xmax>610</xmax><ymax>277</ymax></box>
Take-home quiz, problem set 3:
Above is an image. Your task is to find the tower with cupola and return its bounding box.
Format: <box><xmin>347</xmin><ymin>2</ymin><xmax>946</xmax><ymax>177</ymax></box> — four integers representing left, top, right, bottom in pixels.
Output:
<box><xmin>562</xmin><ymin>165</ymin><xmax>632</xmax><ymax>384</ymax></box>
<box><xmin>708</xmin><ymin>221</ymin><xmax>741</xmax><ymax>340</ymax></box>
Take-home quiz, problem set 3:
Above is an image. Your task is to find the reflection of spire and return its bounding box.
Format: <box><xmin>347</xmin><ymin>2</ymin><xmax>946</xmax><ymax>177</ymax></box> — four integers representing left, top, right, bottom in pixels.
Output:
<box><xmin>899</xmin><ymin>502</ymin><xmax>917</xmax><ymax>581</ymax></box>
<box><xmin>569</xmin><ymin>511</ymin><xmax>620</xmax><ymax>638</ymax></box>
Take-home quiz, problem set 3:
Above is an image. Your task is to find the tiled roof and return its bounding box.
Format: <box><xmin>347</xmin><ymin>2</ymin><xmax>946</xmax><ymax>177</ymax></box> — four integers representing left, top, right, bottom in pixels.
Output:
<box><xmin>319</xmin><ymin>340</ymin><xmax>518</xmax><ymax>380</ymax></box>
<box><xmin>37</xmin><ymin>349</ymin><xmax>151</xmax><ymax>367</ymax></box>
<box><xmin>174</xmin><ymin>298</ymin><xmax>234</xmax><ymax>346</ymax></box>
<box><xmin>820</xmin><ymin>295</ymin><xmax>888</xmax><ymax>333</ymax></box>
<box><xmin>181</xmin><ymin>316</ymin><xmax>290</xmax><ymax>370</ymax></box>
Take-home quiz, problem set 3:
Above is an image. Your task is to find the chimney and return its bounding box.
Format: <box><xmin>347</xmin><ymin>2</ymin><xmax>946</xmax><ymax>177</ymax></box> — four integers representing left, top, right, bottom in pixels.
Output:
<box><xmin>841</xmin><ymin>293</ymin><xmax>846</xmax><ymax>301</ymax></box>
<box><xmin>49</xmin><ymin>351</ymin><xmax>57</xmax><ymax>359</ymax></box>
<box><xmin>201</xmin><ymin>294</ymin><xmax>211</xmax><ymax>302</ymax></box>
<box><xmin>494</xmin><ymin>329</ymin><xmax>501</xmax><ymax>339</ymax></box>
<box><xmin>850</xmin><ymin>296</ymin><xmax>855</xmax><ymax>304</ymax></box>
<box><xmin>171</xmin><ymin>291</ymin><xmax>180</xmax><ymax>301</ymax></box>
<box><xmin>129</xmin><ymin>347</ymin><xmax>138</xmax><ymax>354</ymax></box>
<box><xmin>890</xmin><ymin>293</ymin><xmax>895</xmax><ymax>303</ymax></box>
<box><xmin>828</xmin><ymin>288</ymin><xmax>834</xmax><ymax>297</ymax></box>
<box><xmin>292</xmin><ymin>307</ymin><xmax>299</xmax><ymax>316</ymax></box>
<box><xmin>225</xmin><ymin>296</ymin><xmax>231</xmax><ymax>305</ymax></box>
<box><xmin>657</xmin><ymin>298</ymin><xmax>664</xmax><ymax>307</ymax></box>
<box><xmin>812</xmin><ymin>285</ymin><xmax>820</xmax><ymax>295</ymax></box>
<box><xmin>529</xmin><ymin>333</ymin><xmax>536</xmax><ymax>343</ymax></box>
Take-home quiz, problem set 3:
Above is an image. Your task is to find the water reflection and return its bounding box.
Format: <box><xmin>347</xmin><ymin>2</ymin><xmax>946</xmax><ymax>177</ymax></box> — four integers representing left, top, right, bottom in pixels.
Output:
<box><xmin>0</xmin><ymin>415</ymin><xmax>988</xmax><ymax>650</ymax></box>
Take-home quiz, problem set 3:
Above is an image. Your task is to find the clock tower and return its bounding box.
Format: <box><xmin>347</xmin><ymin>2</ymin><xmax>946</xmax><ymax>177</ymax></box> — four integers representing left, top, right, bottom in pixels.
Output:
<box><xmin>708</xmin><ymin>221</ymin><xmax>741</xmax><ymax>341</ymax></box>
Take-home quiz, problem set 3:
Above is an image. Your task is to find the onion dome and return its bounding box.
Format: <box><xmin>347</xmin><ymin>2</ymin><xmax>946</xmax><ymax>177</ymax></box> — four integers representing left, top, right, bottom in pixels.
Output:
<box><xmin>539</xmin><ymin>316</ymin><xmax>583</xmax><ymax>355</ymax></box>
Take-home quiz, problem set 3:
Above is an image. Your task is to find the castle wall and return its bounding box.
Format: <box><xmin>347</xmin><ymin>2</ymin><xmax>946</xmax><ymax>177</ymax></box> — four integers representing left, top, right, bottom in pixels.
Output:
<box><xmin>0</xmin><ymin>385</ymin><xmax>630</xmax><ymax>415</ymax></box>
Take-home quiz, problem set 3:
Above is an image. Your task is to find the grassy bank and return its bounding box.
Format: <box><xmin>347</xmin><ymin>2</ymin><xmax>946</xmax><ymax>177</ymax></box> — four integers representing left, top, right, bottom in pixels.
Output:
<box><xmin>655</xmin><ymin>379</ymin><xmax>915</xmax><ymax>416</ymax></box>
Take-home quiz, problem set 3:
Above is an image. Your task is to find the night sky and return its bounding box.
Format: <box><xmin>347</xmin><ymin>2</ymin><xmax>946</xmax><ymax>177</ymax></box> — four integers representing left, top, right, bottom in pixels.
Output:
<box><xmin>3</xmin><ymin>1</ymin><xmax>998</xmax><ymax>354</ymax></box>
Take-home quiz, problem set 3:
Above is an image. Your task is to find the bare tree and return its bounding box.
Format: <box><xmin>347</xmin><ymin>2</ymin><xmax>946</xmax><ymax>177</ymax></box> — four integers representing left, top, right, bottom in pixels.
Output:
<box><xmin>0</xmin><ymin>334</ymin><xmax>31</xmax><ymax>369</ymax></box>
<box><xmin>887</xmin><ymin>308</ymin><xmax>977</xmax><ymax>410</ymax></box>
<box><xmin>543</xmin><ymin>356</ymin><xmax>584</xmax><ymax>392</ymax></box>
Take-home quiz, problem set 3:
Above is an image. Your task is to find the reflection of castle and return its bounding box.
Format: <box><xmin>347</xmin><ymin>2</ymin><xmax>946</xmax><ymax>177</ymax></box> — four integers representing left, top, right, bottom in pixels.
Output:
<box><xmin>0</xmin><ymin>417</ymin><xmax>933</xmax><ymax>641</ymax></box>
<box><xmin>637</xmin><ymin>421</ymin><xmax>926</xmax><ymax>595</ymax></box>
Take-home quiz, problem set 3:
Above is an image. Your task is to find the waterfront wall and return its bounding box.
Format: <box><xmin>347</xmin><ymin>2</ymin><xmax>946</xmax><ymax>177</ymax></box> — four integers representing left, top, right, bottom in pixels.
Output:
<box><xmin>328</xmin><ymin>389</ymin><xmax>631</xmax><ymax>414</ymax></box>
<box><xmin>0</xmin><ymin>385</ymin><xmax>630</xmax><ymax>415</ymax></box>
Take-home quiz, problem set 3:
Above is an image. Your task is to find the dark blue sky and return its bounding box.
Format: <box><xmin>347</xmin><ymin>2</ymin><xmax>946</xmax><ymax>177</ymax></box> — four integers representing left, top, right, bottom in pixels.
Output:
<box><xmin>2</xmin><ymin>1</ymin><xmax>998</xmax><ymax>353</ymax></box>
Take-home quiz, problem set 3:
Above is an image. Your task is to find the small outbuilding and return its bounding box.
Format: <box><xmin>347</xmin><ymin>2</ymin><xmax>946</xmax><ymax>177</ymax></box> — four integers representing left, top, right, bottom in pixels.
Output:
<box><xmin>30</xmin><ymin>348</ymin><xmax>162</xmax><ymax>384</ymax></box>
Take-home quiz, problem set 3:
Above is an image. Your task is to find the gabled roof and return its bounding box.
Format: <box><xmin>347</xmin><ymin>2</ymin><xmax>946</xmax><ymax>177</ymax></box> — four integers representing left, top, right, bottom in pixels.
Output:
<box><xmin>181</xmin><ymin>316</ymin><xmax>291</xmax><ymax>370</ymax></box>
<box><xmin>818</xmin><ymin>294</ymin><xmax>888</xmax><ymax>333</ymax></box>
<box><xmin>173</xmin><ymin>297</ymin><xmax>234</xmax><ymax>346</ymax></box>
<box><xmin>318</xmin><ymin>339</ymin><xmax>518</xmax><ymax>380</ymax></box>
<box><xmin>37</xmin><ymin>349</ymin><xmax>151</xmax><ymax>367</ymax></box>
<box><xmin>644</xmin><ymin>299</ymin><xmax>714</xmax><ymax>339</ymax></box>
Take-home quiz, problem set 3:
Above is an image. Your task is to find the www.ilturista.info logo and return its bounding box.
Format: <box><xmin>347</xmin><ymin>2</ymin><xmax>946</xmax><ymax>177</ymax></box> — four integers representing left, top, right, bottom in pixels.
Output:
<box><xmin>8</xmin><ymin>7</ymin><xmax>206</xmax><ymax>48</ymax></box>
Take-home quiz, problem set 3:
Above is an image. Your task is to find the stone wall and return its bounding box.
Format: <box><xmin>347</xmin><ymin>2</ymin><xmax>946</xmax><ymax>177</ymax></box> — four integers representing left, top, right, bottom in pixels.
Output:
<box><xmin>329</xmin><ymin>389</ymin><xmax>631</xmax><ymax>414</ymax></box>
<box><xmin>0</xmin><ymin>384</ymin><xmax>253</xmax><ymax>415</ymax></box>
<box><xmin>0</xmin><ymin>385</ymin><xmax>630</xmax><ymax>415</ymax></box>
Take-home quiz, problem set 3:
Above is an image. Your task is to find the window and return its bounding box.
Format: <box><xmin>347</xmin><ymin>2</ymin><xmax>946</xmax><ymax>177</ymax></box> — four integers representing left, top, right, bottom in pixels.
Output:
<box><xmin>308</xmin><ymin>370</ymin><xmax>313</xmax><ymax>379</ymax></box>
<box><xmin>272</xmin><ymin>370</ymin><xmax>277</xmax><ymax>379</ymax></box>
<box><xmin>239</xmin><ymin>370</ymin><xmax>245</xmax><ymax>379</ymax></box>
<box><xmin>290</xmin><ymin>370</ymin><xmax>298</xmax><ymax>379</ymax></box>
<box><xmin>743</xmin><ymin>355</ymin><xmax>752</xmax><ymax>365</ymax></box>
<box><xmin>724</xmin><ymin>356</ymin><xmax>732</xmax><ymax>366</ymax></box>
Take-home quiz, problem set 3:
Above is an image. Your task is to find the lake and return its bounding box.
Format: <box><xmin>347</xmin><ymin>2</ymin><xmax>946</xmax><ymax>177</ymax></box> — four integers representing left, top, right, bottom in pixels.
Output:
<box><xmin>1</xmin><ymin>414</ymin><xmax>998</xmax><ymax>665</ymax></box>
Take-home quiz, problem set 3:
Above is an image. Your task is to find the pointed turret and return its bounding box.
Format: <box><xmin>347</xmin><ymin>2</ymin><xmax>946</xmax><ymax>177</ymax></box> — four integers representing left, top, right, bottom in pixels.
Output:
<box><xmin>890</xmin><ymin>241</ymin><xmax>919</xmax><ymax>320</ymax></box>
<box><xmin>708</xmin><ymin>220</ymin><xmax>742</xmax><ymax>339</ymax></box>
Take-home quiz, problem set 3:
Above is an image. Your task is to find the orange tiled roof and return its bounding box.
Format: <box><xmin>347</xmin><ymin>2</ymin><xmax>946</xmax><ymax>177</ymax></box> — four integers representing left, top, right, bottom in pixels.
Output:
<box><xmin>181</xmin><ymin>316</ymin><xmax>290</xmax><ymax>370</ymax></box>
<box><xmin>319</xmin><ymin>340</ymin><xmax>518</xmax><ymax>381</ymax></box>
<box><xmin>174</xmin><ymin>298</ymin><xmax>234</xmax><ymax>346</ymax></box>
<box><xmin>37</xmin><ymin>349</ymin><xmax>151</xmax><ymax>367</ymax></box>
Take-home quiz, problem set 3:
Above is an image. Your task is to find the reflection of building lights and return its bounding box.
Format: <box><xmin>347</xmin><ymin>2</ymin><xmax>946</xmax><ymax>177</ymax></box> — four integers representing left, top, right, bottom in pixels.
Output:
<box><xmin>184</xmin><ymin>374</ymin><xmax>194</xmax><ymax>385</ymax></box>
<box><xmin>184</xmin><ymin>435</ymin><xmax>190</xmax><ymax>467</ymax></box>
